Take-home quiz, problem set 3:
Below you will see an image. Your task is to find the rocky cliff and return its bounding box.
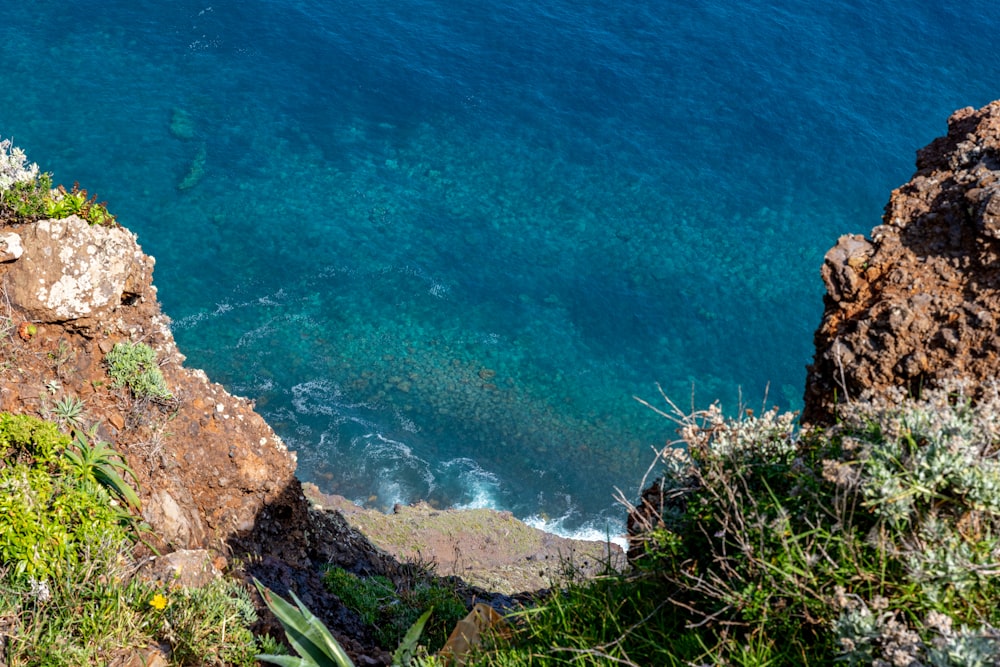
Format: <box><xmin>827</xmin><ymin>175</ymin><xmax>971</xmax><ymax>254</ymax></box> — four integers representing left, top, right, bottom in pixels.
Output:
<box><xmin>804</xmin><ymin>100</ymin><xmax>1000</xmax><ymax>423</ymax></box>
<box><xmin>0</xmin><ymin>214</ymin><xmax>308</xmax><ymax>557</ymax></box>
<box><xmin>0</xmin><ymin>209</ymin><xmax>620</xmax><ymax>660</ymax></box>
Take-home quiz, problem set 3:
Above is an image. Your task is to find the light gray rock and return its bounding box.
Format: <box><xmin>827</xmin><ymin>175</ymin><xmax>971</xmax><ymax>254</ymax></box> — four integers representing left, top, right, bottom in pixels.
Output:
<box><xmin>139</xmin><ymin>549</ymin><xmax>221</xmax><ymax>589</ymax></box>
<box><xmin>0</xmin><ymin>231</ymin><xmax>22</xmax><ymax>262</ymax></box>
<box><xmin>144</xmin><ymin>488</ymin><xmax>207</xmax><ymax>549</ymax></box>
<box><xmin>4</xmin><ymin>216</ymin><xmax>153</xmax><ymax>326</ymax></box>
<box><xmin>821</xmin><ymin>233</ymin><xmax>873</xmax><ymax>304</ymax></box>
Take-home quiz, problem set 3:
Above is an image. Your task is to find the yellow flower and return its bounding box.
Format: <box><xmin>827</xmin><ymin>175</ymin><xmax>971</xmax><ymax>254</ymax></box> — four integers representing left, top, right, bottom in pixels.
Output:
<box><xmin>149</xmin><ymin>593</ymin><xmax>168</xmax><ymax>611</ymax></box>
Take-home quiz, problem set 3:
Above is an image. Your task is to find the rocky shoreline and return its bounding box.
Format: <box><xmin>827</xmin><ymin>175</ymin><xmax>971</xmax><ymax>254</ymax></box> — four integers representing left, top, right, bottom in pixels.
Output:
<box><xmin>6</xmin><ymin>99</ymin><xmax>1000</xmax><ymax>663</ymax></box>
<box><xmin>304</xmin><ymin>483</ymin><xmax>624</xmax><ymax>595</ymax></box>
<box><xmin>0</xmin><ymin>208</ymin><xmax>625</xmax><ymax>662</ymax></box>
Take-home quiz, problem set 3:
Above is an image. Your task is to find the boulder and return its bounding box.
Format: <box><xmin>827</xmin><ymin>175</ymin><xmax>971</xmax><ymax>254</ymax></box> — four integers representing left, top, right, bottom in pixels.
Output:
<box><xmin>4</xmin><ymin>215</ymin><xmax>153</xmax><ymax>328</ymax></box>
<box><xmin>804</xmin><ymin>101</ymin><xmax>1000</xmax><ymax>423</ymax></box>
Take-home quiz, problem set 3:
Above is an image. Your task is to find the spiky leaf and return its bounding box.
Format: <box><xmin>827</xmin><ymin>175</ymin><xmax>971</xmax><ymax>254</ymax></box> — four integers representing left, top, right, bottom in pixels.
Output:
<box><xmin>393</xmin><ymin>608</ymin><xmax>432</xmax><ymax>667</ymax></box>
<box><xmin>254</xmin><ymin>579</ymin><xmax>356</xmax><ymax>667</ymax></box>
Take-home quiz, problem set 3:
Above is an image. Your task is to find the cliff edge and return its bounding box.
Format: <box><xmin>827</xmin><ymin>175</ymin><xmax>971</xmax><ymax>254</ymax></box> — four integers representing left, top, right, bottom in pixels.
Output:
<box><xmin>0</xmin><ymin>214</ymin><xmax>301</xmax><ymax>558</ymax></box>
<box><xmin>805</xmin><ymin>100</ymin><xmax>1000</xmax><ymax>423</ymax></box>
<box><xmin>0</xmin><ymin>204</ymin><xmax>620</xmax><ymax>660</ymax></box>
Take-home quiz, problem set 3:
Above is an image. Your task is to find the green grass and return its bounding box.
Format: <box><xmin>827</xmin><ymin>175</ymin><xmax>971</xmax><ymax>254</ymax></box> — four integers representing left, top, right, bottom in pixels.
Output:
<box><xmin>322</xmin><ymin>566</ymin><xmax>467</xmax><ymax>652</ymax></box>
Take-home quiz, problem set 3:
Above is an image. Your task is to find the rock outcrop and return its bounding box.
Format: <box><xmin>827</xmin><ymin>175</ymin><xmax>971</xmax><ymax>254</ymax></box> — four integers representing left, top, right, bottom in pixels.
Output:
<box><xmin>5</xmin><ymin>215</ymin><xmax>153</xmax><ymax>329</ymax></box>
<box><xmin>0</xmin><ymin>215</ymin><xmax>300</xmax><ymax>557</ymax></box>
<box><xmin>804</xmin><ymin>101</ymin><xmax>1000</xmax><ymax>423</ymax></box>
<box><xmin>0</xmin><ymin>210</ymin><xmax>623</xmax><ymax>661</ymax></box>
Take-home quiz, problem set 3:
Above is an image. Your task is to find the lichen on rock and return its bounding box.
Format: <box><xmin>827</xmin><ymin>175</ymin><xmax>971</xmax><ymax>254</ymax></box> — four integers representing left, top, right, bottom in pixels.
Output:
<box><xmin>4</xmin><ymin>215</ymin><xmax>152</xmax><ymax>329</ymax></box>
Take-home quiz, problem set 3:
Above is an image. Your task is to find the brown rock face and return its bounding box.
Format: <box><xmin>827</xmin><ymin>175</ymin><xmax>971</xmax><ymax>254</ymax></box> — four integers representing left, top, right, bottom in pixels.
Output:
<box><xmin>0</xmin><ymin>216</ymin><xmax>298</xmax><ymax>557</ymax></box>
<box><xmin>804</xmin><ymin>101</ymin><xmax>1000</xmax><ymax>423</ymax></box>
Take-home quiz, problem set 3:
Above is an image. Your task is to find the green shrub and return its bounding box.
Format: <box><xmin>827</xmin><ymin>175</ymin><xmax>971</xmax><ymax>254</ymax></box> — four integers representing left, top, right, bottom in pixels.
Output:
<box><xmin>0</xmin><ymin>173</ymin><xmax>50</xmax><ymax>220</ymax></box>
<box><xmin>0</xmin><ymin>414</ymin><xmax>156</xmax><ymax>665</ymax></box>
<box><xmin>619</xmin><ymin>385</ymin><xmax>1000</xmax><ymax>663</ymax></box>
<box><xmin>105</xmin><ymin>340</ymin><xmax>173</xmax><ymax>401</ymax></box>
<box><xmin>159</xmin><ymin>578</ymin><xmax>262</xmax><ymax>667</ymax></box>
<box><xmin>0</xmin><ymin>411</ymin><xmax>68</xmax><ymax>466</ymax></box>
<box><xmin>460</xmin><ymin>386</ymin><xmax>1000</xmax><ymax>665</ymax></box>
<box><xmin>0</xmin><ymin>140</ymin><xmax>116</xmax><ymax>226</ymax></box>
<box><xmin>323</xmin><ymin>566</ymin><xmax>466</xmax><ymax>652</ymax></box>
<box><xmin>43</xmin><ymin>183</ymin><xmax>117</xmax><ymax>226</ymax></box>
<box><xmin>0</xmin><ymin>414</ymin><xmax>130</xmax><ymax>580</ymax></box>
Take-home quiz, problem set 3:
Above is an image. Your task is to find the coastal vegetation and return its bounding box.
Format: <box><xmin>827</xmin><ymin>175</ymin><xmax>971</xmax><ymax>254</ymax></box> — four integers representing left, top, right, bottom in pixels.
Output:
<box><xmin>105</xmin><ymin>340</ymin><xmax>174</xmax><ymax>402</ymax></box>
<box><xmin>0</xmin><ymin>412</ymin><xmax>264</xmax><ymax>665</ymax></box>
<box><xmin>322</xmin><ymin>565</ymin><xmax>467</xmax><ymax>651</ymax></box>
<box><xmin>0</xmin><ymin>137</ymin><xmax>116</xmax><ymax>226</ymax></box>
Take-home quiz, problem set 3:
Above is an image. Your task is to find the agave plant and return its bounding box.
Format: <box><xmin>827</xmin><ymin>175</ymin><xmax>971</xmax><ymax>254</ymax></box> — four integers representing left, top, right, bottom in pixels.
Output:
<box><xmin>63</xmin><ymin>425</ymin><xmax>141</xmax><ymax>511</ymax></box>
<box><xmin>50</xmin><ymin>394</ymin><xmax>86</xmax><ymax>430</ymax></box>
<box><xmin>254</xmin><ymin>578</ymin><xmax>435</xmax><ymax>667</ymax></box>
<box><xmin>254</xmin><ymin>578</ymin><xmax>356</xmax><ymax>667</ymax></box>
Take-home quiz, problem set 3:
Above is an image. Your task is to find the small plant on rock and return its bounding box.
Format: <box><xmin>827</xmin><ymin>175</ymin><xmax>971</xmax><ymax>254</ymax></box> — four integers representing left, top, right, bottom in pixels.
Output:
<box><xmin>1</xmin><ymin>171</ymin><xmax>51</xmax><ymax>221</ymax></box>
<box><xmin>64</xmin><ymin>425</ymin><xmax>141</xmax><ymax>511</ymax></box>
<box><xmin>105</xmin><ymin>340</ymin><xmax>173</xmax><ymax>402</ymax></box>
<box><xmin>47</xmin><ymin>394</ymin><xmax>86</xmax><ymax>431</ymax></box>
<box><xmin>44</xmin><ymin>182</ymin><xmax>116</xmax><ymax>226</ymax></box>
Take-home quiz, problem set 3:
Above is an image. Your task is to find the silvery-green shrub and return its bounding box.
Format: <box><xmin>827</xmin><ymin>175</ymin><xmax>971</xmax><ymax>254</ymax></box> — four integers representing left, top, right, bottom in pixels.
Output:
<box><xmin>0</xmin><ymin>139</ymin><xmax>39</xmax><ymax>191</ymax></box>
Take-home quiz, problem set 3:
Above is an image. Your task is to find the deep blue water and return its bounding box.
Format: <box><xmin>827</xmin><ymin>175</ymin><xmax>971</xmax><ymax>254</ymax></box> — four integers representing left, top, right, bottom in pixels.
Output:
<box><xmin>2</xmin><ymin>1</ymin><xmax>999</xmax><ymax>538</ymax></box>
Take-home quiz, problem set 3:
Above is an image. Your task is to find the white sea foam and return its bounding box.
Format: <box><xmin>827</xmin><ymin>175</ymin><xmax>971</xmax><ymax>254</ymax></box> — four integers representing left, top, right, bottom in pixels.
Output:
<box><xmin>369</xmin><ymin>477</ymin><xmax>407</xmax><ymax>510</ymax></box>
<box><xmin>391</xmin><ymin>407</ymin><xmax>420</xmax><ymax>434</ymax></box>
<box><xmin>524</xmin><ymin>512</ymin><xmax>629</xmax><ymax>552</ymax></box>
<box><xmin>290</xmin><ymin>379</ymin><xmax>344</xmax><ymax>416</ymax></box>
<box><xmin>236</xmin><ymin>321</ymin><xmax>275</xmax><ymax>348</ymax></box>
<box><xmin>358</xmin><ymin>432</ymin><xmax>436</xmax><ymax>496</ymax></box>
<box><xmin>439</xmin><ymin>458</ymin><xmax>502</xmax><ymax>510</ymax></box>
<box><xmin>172</xmin><ymin>286</ymin><xmax>291</xmax><ymax>331</ymax></box>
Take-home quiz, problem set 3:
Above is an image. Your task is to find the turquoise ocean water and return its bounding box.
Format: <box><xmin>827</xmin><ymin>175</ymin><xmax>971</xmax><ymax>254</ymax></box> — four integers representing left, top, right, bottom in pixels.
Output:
<box><xmin>2</xmin><ymin>1</ymin><xmax>999</xmax><ymax>537</ymax></box>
